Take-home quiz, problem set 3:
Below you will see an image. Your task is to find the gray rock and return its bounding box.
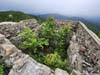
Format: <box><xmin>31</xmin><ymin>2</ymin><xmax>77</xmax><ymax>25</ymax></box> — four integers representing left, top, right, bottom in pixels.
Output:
<box><xmin>8</xmin><ymin>57</ymin><xmax>52</xmax><ymax>75</ymax></box>
<box><xmin>0</xmin><ymin>19</ymin><xmax>40</xmax><ymax>38</ymax></box>
<box><xmin>0</xmin><ymin>34</ymin><xmax>5</xmax><ymax>43</ymax></box>
<box><xmin>70</xmin><ymin>70</ymin><xmax>82</xmax><ymax>75</ymax></box>
<box><xmin>54</xmin><ymin>68</ymin><xmax>69</xmax><ymax>75</ymax></box>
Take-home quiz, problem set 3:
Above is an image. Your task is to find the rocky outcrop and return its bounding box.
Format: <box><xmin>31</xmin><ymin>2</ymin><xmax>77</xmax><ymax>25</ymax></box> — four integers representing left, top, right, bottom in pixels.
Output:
<box><xmin>0</xmin><ymin>19</ymin><xmax>100</xmax><ymax>75</ymax></box>
<box><xmin>0</xmin><ymin>19</ymin><xmax>41</xmax><ymax>47</ymax></box>
<box><xmin>19</xmin><ymin>19</ymin><xmax>40</xmax><ymax>34</ymax></box>
<box><xmin>0</xmin><ymin>22</ymin><xmax>21</xmax><ymax>38</ymax></box>
<box><xmin>54</xmin><ymin>68</ymin><xmax>69</xmax><ymax>75</ymax></box>
<box><xmin>0</xmin><ymin>19</ymin><xmax>40</xmax><ymax>38</ymax></box>
<box><xmin>68</xmin><ymin>21</ymin><xmax>100</xmax><ymax>75</ymax></box>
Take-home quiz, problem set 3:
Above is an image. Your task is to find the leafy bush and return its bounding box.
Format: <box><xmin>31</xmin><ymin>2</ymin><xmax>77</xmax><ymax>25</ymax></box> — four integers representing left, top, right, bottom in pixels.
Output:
<box><xmin>18</xmin><ymin>27</ymin><xmax>38</xmax><ymax>50</ymax></box>
<box><xmin>18</xmin><ymin>27</ymin><xmax>48</xmax><ymax>52</ymax></box>
<box><xmin>54</xmin><ymin>25</ymin><xmax>71</xmax><ymax>58</ymax></box>
<box><xmin>18</xmin><ymin>27</ymin><xmax>49</xmax><ymax>62</ymax></box>
<box><xmin>18</xmin><ymin>17</ymin><xmax>71</xmax><ymax>72</ymax></box>
<box><xmin>40</xmin><ymin>17</ymin><xmax>56</xmax><ymax>38</ymax></box>
<box><xmin>44</xmin><ymin>52</ymin><xmax>69</xmax><ymax>70</ymax></box>
<box><xmin>0</xmin><ymin>64</ymin><xmax>3</xmax><ymax>75</ymax></box>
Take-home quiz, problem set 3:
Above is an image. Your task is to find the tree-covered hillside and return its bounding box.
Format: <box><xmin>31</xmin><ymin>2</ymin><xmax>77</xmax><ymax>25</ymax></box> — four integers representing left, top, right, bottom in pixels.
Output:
<box><xmin>0</xmin><ymin>11</ymin><xmax>40</xmax><ymax>22</ymax></box>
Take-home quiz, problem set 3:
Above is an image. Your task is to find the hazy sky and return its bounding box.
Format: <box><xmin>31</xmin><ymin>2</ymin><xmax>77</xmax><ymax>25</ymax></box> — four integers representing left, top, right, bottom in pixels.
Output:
<box><xmin>0</xmin><ymin>0</ymin><xmax>100</xmax><ymax>17</ymax></box>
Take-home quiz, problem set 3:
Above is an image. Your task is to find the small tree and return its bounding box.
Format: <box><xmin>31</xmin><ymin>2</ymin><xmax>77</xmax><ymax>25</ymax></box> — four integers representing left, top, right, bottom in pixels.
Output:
<box><xmin>18</xmin><ymin>27</ymin><xmax>38</xmax><ymax>50</ymax></box>
<box><xmin>44</xmin><ymin>52</ymin><xmax>70</xmax><ymax>71</ymax></box>
<box><xmin>55</xmin><ymin>25</ymin><xmax>71</xmax><ymax>58</ymax></box>
<box><xmin>40</xmin><ymin>17</ymin><xmax>56</xmax><ymax>39</ymax></box>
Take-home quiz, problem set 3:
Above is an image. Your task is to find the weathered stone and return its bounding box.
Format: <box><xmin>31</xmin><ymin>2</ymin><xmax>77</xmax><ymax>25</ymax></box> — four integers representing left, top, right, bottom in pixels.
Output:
<box><xmin>10</xmin><ymin>37</ymin><xmax>21</xmax><ymax>47</ymax></box>
<box><xmin>0</xmin><ymin>44</ymin><xmax>17</xmax><ymax>56</ymax></box>
<box><xmin>0</xmin><ymin>34</ymin><xmax>5</xmax><ymax>44</ymax></box>
<box><xmin>70</xmin><ymin>70</ymin><xmax>82</xmax><ymax>75</ymax></box>
<box><xmin>54</xmin><ymin>68</ymin><xmax>69</xmax><ymax>75</ymax></box>
<box><xmin>9</xmin><ymin>56</ymin><xmax>52</xmax><ymax>75</ymax></box>
<box><xmin>0</xmin><ymin>19</ymin><xmax>40</xmax><ymax>38</ymax></box>
<box><xmin>67</xmin><ymin>21</ymin><xmax>100</xmax><ymax>75</ymax></box>
<box><xmin>0</xmin><ymin>34</ymin><xmax>53</xmax><ymax>75</ymax></box>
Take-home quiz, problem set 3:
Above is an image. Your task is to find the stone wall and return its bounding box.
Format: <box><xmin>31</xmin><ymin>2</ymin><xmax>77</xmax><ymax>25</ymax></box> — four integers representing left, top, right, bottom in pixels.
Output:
<box><xmin>68</xmin><ymin>21</ymin><xmax>100</xmax><ymax>75</ymax></box>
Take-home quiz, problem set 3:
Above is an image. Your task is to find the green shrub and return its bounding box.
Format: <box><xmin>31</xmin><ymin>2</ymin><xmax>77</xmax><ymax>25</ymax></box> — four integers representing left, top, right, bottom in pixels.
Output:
<box><xmin>0</xmin><ymin>64</ymin><xmax>3</xmax><ymax>75</ymax></box>
<box><xmin>18</xmin><ymin>17</ymin><xmax>71</xmax><ymax>72</ymax></box>
<box><xmin>18</xmin><ymin>27</ymin><xmax>38</xmax><ymax>50</ymax></box>
<box><xmin>55</xmin><ymin>25</ymin><xmax>71</xmax><ymax>58</ymax></box>
<box><xmin>44</xmin><ymin>52</ymin><xmax>70</xmax><ymax>71</ymax></box>
<box><xmin>18</xmin><ymin>27</ymin><xmax>48</xmax><ymax>53</ymax></box>
<box><xmin>40</xmin><ymin>17</ymin><xmax>56</xmax><ymax>40</ymax></box>
<box><xmin>18</xmin><ymin>27</ymin><xmax>49</xmax><ymax>63</ymax></box>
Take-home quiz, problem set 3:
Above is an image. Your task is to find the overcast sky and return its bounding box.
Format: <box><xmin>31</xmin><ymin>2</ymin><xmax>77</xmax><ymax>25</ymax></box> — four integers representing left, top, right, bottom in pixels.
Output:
<box><xmin>0</xmin><ymin>0</ymin><xmax>100</xmax><ymax>17</ymax></box>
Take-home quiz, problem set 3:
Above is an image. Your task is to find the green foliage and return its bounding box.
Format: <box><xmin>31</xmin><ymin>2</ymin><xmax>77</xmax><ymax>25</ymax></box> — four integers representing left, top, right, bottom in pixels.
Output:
<box><xmin>40</xmin><ymin>17</ymin><xmax>56</xmax><ymax>39</ymax></box>
<box><xmin>18</xmin><ymin>27</ymin><xmax>49</xmax><ymax>63</ymax></box>
<box><xmin>18</xmin><ymin>17</ymin><xmax>71</xmax><ymax>72</ymax></box>
<box><xmin>44</xmin><ymin>52</ymin><xmax>61</xmax><ymax>66</ymax></box>
<box><xmin>55</xmin><ymin>25</ymin><xmax>71</xmax><ymax>58</ymax></box>
<box><xmin>0</xmin><ymin>64</ymin><xmax>3</xmax><ymax>75</ymax></box>
<box><xmin>98</xmin><ymin>32</ymin><xmax>100</xmax><ymax>38</ymax></box>
<box><xmin>44</xmin><ymin>52</ymin><xmax>70</xmax><ymax>70</ymax></box>
<box><xmin>18</xmin><ymin>27</ymin><xmax>49</xmax><ymax>52</ymax></box>
<box><xmin>18</xmin><ymin>27</ymin><xmax>38</xmax><ymax>50</ymax></box>
<box><xmin>0</xmin><ymin>11</ymin><xmax>42</xmax><ymax>22</ymax></box>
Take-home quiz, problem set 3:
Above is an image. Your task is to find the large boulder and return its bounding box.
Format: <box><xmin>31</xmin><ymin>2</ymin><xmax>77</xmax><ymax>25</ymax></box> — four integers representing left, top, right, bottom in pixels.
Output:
<box><xmin>8</xmin><ymin>56</ymin><xmax>53</xmax><ymax>75</ymax></box>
